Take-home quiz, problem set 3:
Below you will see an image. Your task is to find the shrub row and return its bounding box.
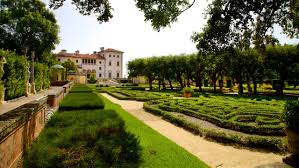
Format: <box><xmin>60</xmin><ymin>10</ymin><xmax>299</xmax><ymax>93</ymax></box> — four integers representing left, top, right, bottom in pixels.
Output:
<box><xmin>1</xmin><ymin>50</ymin><xmax>28</xmax><ymax>100</ymax></box>
<box><xmin>23</xmin><ymin>109</ymin><xmax>141</xmax><ymax>168</ymax></box>
<box><xmin>143</xmin><ymin>102</ymin><xmax>284</xmax><ymax>151</ymax></box>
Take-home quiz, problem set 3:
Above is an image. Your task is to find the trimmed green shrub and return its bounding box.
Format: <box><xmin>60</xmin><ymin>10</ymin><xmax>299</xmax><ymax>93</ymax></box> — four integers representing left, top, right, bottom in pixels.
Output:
<box><xmin>23</xmin><ymin>109</ymin><xmax>141</xmax><ymax>168</ymax></box>
<box><xmin>1</xmin><ymin>50</ymin><xmax>28</xmax><ymax>100</ymax></box>
<box><xmin>88</xmin><ymin>73</ymin><xmax>97</xmax><ymax>84</ymax></box>
<box><xmin>34</xmin><ymin>63</ymin><xmax>50</xmax><ymax>92</ymax></box>
<box><xmin>59</xmin><ymin>92</ymin><xmax>105</xmax><ymax>110</ymax></box>
<box><xmin>283</xmin><ymin>99</ymin><xmax>299</xmax><ymax>132</ymax></box>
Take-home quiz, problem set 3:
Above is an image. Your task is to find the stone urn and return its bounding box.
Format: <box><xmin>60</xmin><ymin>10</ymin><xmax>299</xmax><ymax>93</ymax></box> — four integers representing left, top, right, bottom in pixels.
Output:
<box><xmin>285</xmin><ymin>128</ymin><xmax>299</xmax><ymax>155</ymax></box>
<box><xmin>282</xmin><ymin>99</ymin><xmax>299</xmax><ymax>167</ymax></box>
<box><xmin>183</xmin><ymin>92</ymin><xmax>191</xmax><ymax>98</ymax></box>
<box><xmin>283</xmin><ymin>128</ymin><xmax>299</xmax><ymax>167</ymax></box>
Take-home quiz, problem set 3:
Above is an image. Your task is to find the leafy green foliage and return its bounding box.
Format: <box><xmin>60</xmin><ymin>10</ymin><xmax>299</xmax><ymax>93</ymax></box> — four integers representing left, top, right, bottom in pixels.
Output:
<box><xmin>61</xmin><ymin>59</ymin><xmax>77</xmax><ymax>76</ymax></box>
<box><xmin>183</xmin><ymin>87</ymin><xmax>193</xmax><ymax>93</ymax></box>
<box><xmin>49</xmin><ymin>0</ymin><xmax>113</xmax><ymax>23</ymax></box>
<box><xmin>1</xmin><ymin>49</ymin><xmax>28</xmax><ymax>100</ymax></box>
<box><xmin>0</xmin><ymin>0</ymin><xmax>60</xmax><ymax>61</ymax></box>
<box><xmin>34</xmin><ymin>63</ymin><xmax>50</xmax><ymax>92</ymax></box>
<box><xmin>23</xmin><ymin>109</ymin><xmax>141</xmax><ymax>168</ymax></box>
<box><xmin>283</xmin><ymin>99</ymin><xmax>299</xmax><ymax>132</ymax></box>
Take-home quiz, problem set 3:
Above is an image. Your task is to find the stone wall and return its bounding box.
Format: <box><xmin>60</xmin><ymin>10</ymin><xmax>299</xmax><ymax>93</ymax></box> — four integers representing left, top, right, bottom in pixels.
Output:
<box><xmin>0</xmin><ymin>97</ymin><xmax>47</xmax><ymax>168</ymax></box>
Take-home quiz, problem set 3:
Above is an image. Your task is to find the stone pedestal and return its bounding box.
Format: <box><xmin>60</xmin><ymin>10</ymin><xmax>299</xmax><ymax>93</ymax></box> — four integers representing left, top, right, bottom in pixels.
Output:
<box><xmin>31</xmin><ymin>82</ymin><xmax>36</xmax><ymax>94</ymax></box>
<box><xmin>0</xmin><ymin>86</ymin><xmax>5</xmax><ymax>104</ymax></box>
<box><xmin>26</xmin><ymin>83</ymin><xmax>31</xmax><ymax>97</ymax></box>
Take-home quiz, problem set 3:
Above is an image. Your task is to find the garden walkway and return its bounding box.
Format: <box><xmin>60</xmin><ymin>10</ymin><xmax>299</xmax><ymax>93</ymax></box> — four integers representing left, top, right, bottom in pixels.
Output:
<box><xmin>101</xmin><ymin>93</ymin><xmax>288</xmax><ymax>168</ymax></box>
<box><xmin>0</xmin><ymin>87</ymin><xmax>59</xmax><ymax>115</ymax></box>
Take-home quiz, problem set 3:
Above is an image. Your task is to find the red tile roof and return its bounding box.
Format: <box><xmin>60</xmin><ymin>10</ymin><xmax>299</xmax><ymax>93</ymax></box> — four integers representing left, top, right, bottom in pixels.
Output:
<box><xmin>57</xmin><ymin>53</ymin><xmax>106</xmax><ymax>60</ymax></box>
<box><xmin>103</xmin><ymin>48</ymin><xmax>124</xmax><ymax>53</ymax></box>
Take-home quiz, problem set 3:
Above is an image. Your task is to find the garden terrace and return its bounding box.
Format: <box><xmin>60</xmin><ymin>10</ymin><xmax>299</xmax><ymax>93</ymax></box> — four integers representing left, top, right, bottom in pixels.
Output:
<box><xmin>145</xmin><ymin>96</ymin><xmax>285</xmax><ymax>136</ymax></box>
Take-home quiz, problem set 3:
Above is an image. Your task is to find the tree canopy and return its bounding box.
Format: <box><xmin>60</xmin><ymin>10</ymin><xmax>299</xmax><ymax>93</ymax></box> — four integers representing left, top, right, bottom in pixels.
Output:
<box><xmin>0</xmin><ymin>0</ymin><xmax>60</xmax><ymax>61</ymax></box>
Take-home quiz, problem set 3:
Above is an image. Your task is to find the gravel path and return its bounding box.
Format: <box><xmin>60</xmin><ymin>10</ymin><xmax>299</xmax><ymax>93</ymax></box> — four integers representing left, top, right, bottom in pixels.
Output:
<box><xmin>101</xmin><ymin>93</ymin><xmax>289</xmax><ymax>168</ymax></box>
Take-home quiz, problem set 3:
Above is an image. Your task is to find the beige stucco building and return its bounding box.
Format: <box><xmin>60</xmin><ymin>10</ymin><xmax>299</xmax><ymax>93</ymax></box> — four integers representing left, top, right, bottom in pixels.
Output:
<box><xmin>56</xmin><ymin>47</ymin><xmax>123</xmax><ymax>79</ymax></box>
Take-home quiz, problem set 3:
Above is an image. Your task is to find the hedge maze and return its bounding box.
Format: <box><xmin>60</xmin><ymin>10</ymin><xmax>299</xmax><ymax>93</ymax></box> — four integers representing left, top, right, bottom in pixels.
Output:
<box><xmin>146</xmin><ymin>96</ymin><xmax>285</xmax><ymax>136</ymax></box>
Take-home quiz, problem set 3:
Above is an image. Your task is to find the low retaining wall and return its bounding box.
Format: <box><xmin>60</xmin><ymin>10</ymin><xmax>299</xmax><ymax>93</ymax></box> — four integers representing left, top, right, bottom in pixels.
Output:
<box><xmin>0</xmin><ymin>97</ymin><xmax>47</xmax><ymax>168</ymax></box>
<box><xmin>47</xmin><ymin>87</ymin><xmax>65</xmax><ymax>108</ymax></box>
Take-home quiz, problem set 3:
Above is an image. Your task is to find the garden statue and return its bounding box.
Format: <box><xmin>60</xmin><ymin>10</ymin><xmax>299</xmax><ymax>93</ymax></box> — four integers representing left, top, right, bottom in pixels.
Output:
<box><xmin>0</xmin><ymin>56</ymin><xmax>6</xmax><ymax>103</ymax></box>
<box><xmin>26</xmin><ymin>63</ymin><xmax>31</xmax><ymax>96</ymax></box>
<box><xmin>30</xmin><ymin>51</ymin><xmax>36</xmax><ymax>94</ymax></box>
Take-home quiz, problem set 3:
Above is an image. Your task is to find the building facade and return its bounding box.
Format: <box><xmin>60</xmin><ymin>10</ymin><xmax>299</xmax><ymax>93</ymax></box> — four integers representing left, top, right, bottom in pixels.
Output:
<box><xmin>56</xmin><ymin>47</ymin><xmax>123</xmax><ymax>79</ymax></box>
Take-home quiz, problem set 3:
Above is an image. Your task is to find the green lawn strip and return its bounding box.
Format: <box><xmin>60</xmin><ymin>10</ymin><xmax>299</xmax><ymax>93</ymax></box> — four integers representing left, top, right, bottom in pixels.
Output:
<box><xmin>23</xmin><ymin>109</ymin><xmax>141</xmax><ymax>168</ymax></box>
<box><xmin>59</xmin><ymin>92</ymin><xmax>105</xmax><ymax>110</ymax></box>
<box><xmin>99</xmin><ymin>94</ymin><xmax>210</xmax><ymax>168</ymax></box>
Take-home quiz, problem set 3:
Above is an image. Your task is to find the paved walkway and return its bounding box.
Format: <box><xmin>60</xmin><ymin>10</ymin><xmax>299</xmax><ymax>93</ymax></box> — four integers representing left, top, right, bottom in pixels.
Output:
<box><xmin>0</xmin><ymin>87</ymin><xmax>59</xmax><ymax>115</ymax></box>
<box><xmin>101</xmin><ymin>93</ymin><xmax>288</xmax><ymax>168</ymax></box>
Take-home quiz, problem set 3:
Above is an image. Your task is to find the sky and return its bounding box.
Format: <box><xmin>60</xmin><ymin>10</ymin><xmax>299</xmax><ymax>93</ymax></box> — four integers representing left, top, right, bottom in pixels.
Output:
<box><xmin>44</xmin><ymin>0</ymin><xmax>299</xmax><ymax>76</ymax></box>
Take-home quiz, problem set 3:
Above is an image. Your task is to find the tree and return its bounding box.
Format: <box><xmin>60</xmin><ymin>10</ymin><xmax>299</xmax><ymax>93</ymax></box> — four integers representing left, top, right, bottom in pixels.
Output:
<box><xmin>61</xmin><ymin>59</ymin><xmax>77</xmax><ymax>77</ymax></box>
<box><xmin>206</xmin><ymin>53</ymin><xmax>226</xmax><ymax>94</ymax></box>
<box><xmin>192</xmin><ymin>0</ymin><xmax>298</xmax><ymax>54</ymax></box>
<box><xmin>0</xmin><ymin>0</ymin><xmax>60</xmax><ymax>62</ymax></box>
<box><xmin>264</xmin><ymin>45</ymin><xmax>299</xmax><ymax>95</ymax></box>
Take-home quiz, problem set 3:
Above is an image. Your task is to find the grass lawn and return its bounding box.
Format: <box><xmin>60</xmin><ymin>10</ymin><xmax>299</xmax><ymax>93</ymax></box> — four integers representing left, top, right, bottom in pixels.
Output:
<box><xmin>99</xmin><ymin>94</ymin><xmax>210</xmax><ymax>168</ymax></box>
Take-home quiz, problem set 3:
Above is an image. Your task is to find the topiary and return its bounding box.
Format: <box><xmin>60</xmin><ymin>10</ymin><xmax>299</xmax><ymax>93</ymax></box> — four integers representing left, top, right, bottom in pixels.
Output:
<box><xmin>183</xmin><ymin>87</ymin><xmax>194</xmax><ymax>93</ymax></box>
<box><xmin>283</xmin><ymin>99</ymin><xmax>299</xmax><ymax>132</ymax></box>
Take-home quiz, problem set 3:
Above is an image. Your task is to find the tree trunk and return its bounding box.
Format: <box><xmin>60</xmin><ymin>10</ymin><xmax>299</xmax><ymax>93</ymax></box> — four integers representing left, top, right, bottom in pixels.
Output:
<box><xmin>253</xmin><ymin>79</ymin><xmax>258</xmax><ymax>95</ymax></box>
<box><xmin>247</xmin><ymin>81</ymin><xmax>252</xmax><ymax>93</ymax></box>
<box><xmin>213</xmin><ymin>79</ymin><xmax>217</xmax><ymax>94</ymax></box>
<box><xmin>162</xmin><ymin>81</ymin><xmax>166</xmax><ymax>90</ymax></box>
<box><xmin>149</xmin><ymin>79</ymin><xmax>153</xmax><ymax>91</ymax></box>
<box><xmin>239</xmin><ymin>81</ymin><xmax>244</xmax><ymax>95</ymax></box>
<box><xmin>168</xmin><ymin>79</ymin><xmax>173</xmax><ymax>90</ymax></box>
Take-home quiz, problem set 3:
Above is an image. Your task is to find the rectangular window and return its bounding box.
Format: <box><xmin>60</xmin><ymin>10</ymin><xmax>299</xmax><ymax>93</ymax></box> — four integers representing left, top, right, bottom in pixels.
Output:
<box><xmin>99</xmin><ymin>67</ymin><xmax>102</xmax><ymax>70</ymax></box>
<box><xmin>108</xmin><ymin>72</ymin><xmax>112</xmax><ymax>78</ymax></box>
<box><xmin>117</xmin><ymin>62</ymin><xmax>120</xmax><ymax>66</ymax></box>
<box><xmin>99</xmin><ymin>73</ymin><xmax>102</xmax><ymax>77</ymax></box>
<box><xmin>109</xmin><ymin>61</ymin><xmax>111</xmax><ymax>66</ymax></box>
<box><xmin>88</xmin><ymin>59</ymin><xmax>90</xmax><ymax>64</ymax></box>
<box><xmin>99</xmin><ymin>61</ymin><xmax>101</xmax><ymax>64</ymax></box>
<box><xmin>58</xmin><ymin>59</ymin><xmax>61</xmax><ymax>61</ymax></box>
<box><xmin>109</xmin><ymin>55</ymin><xmax>111</xmax><ymax>57</ymax></box>
<box><xmin>117</xmin><ymin>73</ymin><xmax>120</xmax><ymax>78</ymax></box>
<box><xmin>117</xmin><ymin>55</ymin><xmax>119</xmax><ymax>58</ymax></box>
<box><xmin>76</xmin><ymin>60</ymin><xmax>78</xmax><ymax>63</ymax></box>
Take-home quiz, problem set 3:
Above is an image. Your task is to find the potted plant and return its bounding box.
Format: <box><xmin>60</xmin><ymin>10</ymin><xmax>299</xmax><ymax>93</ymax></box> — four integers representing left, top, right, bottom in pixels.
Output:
<box><xmin>282</xmin><ymin>99</ymin><xmax>299</xmax><ymax>167</ymax></box>
<box><xmin>183</xmin><ymin>87</ymin><xmax>193</xmax><ymax>98</ymax></box>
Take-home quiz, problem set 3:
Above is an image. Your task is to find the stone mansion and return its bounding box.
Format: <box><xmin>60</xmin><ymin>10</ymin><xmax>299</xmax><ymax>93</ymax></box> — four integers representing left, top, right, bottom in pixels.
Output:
<box><xmin>56</xmin><ymin>47</ymin><xmax>123</xmax><ymax>79</ymax></box>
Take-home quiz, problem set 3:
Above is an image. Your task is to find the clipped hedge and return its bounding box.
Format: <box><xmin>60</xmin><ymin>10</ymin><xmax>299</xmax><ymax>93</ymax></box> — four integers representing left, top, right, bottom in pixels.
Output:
<box><xmin>69</xmin><ymin>84</ymin><xmax>92</xmax><ymax>93</ymax></box>
<box><xmin>1</xmin><ymin>50</ymin><xmax>28</xmax><ymax>100</ymax></box>
<box><xmin>34</xmin><ymin>63</ymin><xmax>50</xmax><ymax>92</ymax></box>
<box><xmin>59</xmin><ymin>92</ymin><xmax>105</xmax><ymax>110</ymax></box>
<box><xmin>23</xmin><ymin>109</ymin><xmax>141</xmax><ymax>168</ymax></box>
